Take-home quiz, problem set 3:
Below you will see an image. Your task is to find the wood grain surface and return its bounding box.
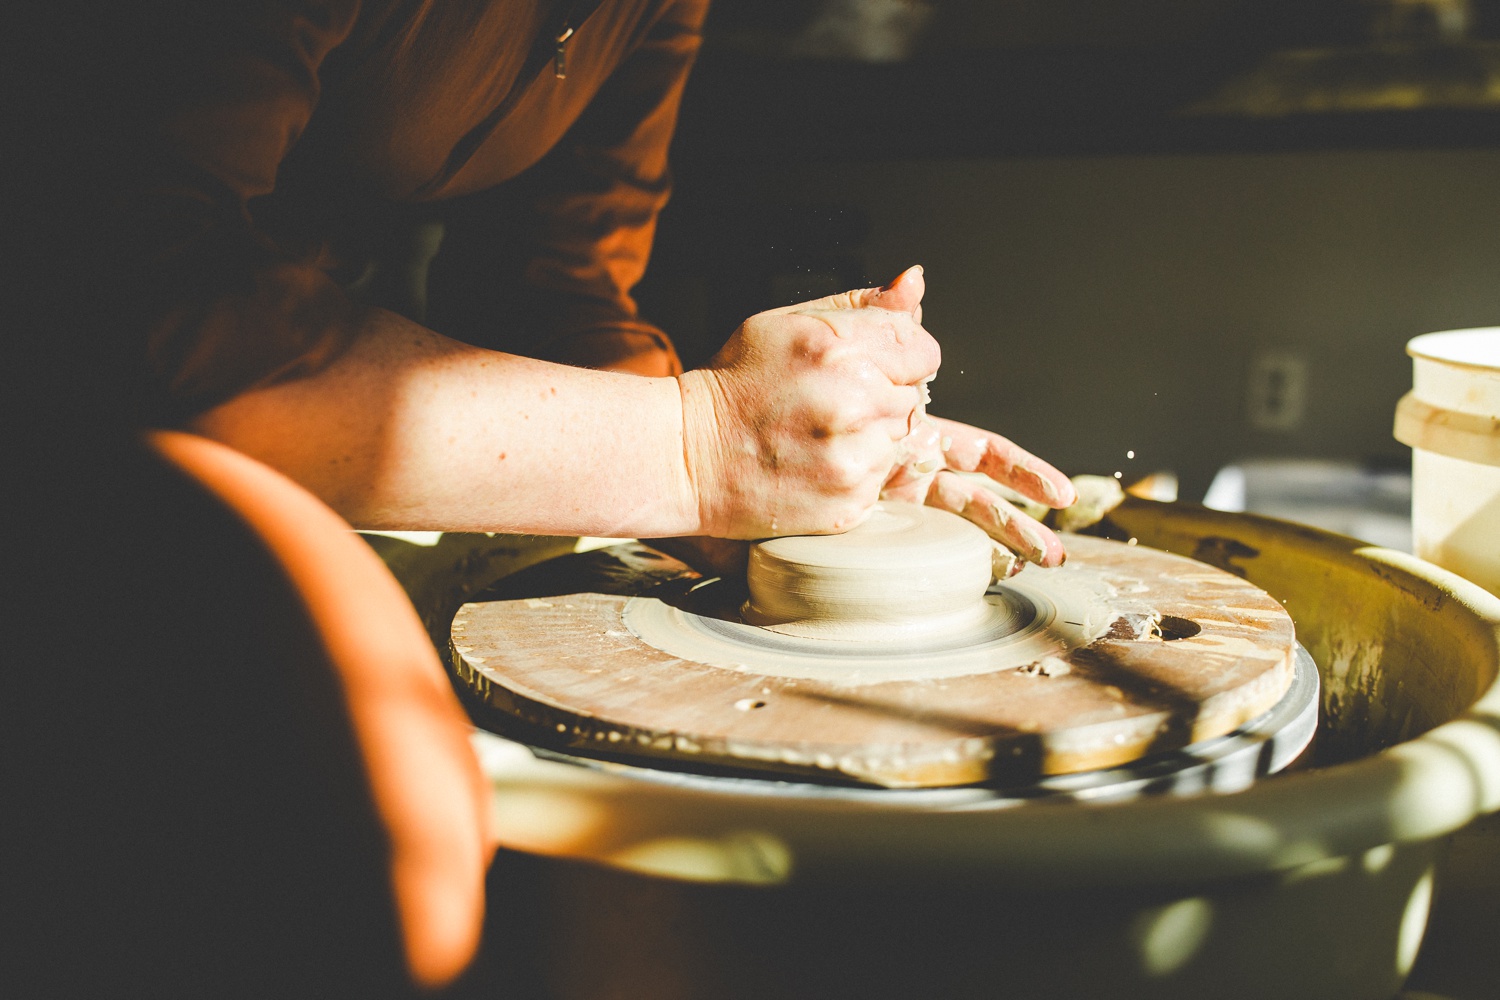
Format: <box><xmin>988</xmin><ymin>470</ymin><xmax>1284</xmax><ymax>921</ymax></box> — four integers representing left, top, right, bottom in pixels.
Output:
<box><xmin>451</xmin><ymin>536</ymin><xmax>1297</xmax><ymax>788</ymax></box>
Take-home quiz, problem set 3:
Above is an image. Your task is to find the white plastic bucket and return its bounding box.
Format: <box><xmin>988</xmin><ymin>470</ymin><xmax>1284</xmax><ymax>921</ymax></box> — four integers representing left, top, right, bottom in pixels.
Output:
<box><xmin>1394</xmin><ymin>327</ymin><xmax>1500</xmax><ymax>593</ymax></box>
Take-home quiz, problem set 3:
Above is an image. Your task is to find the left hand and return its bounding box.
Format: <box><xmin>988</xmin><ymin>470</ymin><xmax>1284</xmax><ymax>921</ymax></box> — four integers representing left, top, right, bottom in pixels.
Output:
<box><xmin>656</xmin><ymin>419</ymin><xmax>1076</xmax><ymax>578</ymax></box>
<box><xmin>859</xmin><ymin>266</ymin><xmax>1076</xmax><ymax>573</ymax></box>
<box><xmin>880</xmin><ymin>414</ymin><xmax>1076</xmax><ymax>573</ymax></box>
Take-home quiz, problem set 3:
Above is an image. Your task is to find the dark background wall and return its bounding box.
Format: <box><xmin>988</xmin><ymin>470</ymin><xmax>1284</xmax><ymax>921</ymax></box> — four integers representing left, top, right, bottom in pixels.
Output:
<box><xmin>636</xmin><ymin>0</ymin><xmax>1500</xmax><ymax>499</ymax></box>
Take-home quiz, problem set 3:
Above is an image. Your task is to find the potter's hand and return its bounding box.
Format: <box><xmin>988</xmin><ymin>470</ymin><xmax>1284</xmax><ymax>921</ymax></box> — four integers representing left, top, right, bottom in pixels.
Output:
<box><xmin>882</xmin><ymin>416</ymin><xmax>1077</xmax><ymax>573</ymax></box>
<box><xmin>664</xmin><ymin>419</ymin><xmax>1078</xmax><ymax>578</ymax></box>
<box><xmin>678</xmin><ymin>266</ymin><xmax>939</xmax><ymax>539</ymax></box>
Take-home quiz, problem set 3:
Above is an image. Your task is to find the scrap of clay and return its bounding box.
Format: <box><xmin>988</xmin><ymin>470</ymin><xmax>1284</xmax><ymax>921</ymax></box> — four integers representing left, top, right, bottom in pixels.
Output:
<box><xmin>1051</xmin><ymin>475</ymin><xmax>1126</xmax><ymax>533</ymax></box>
<box><xmin>956</xmin><ymin>472</ymin><xmax>1125</xmax><ymax>534</ymax></box>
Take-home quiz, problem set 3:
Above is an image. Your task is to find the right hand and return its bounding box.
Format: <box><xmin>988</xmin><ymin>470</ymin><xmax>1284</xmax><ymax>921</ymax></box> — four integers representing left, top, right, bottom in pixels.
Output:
<box><xmin>678</xmin><ymin>266</ymin><xmax>940</xmax><ymax>539</ymax></box>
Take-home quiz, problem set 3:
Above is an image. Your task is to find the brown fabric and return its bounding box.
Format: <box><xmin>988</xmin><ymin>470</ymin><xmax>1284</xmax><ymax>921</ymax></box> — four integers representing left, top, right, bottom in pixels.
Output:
<box><xmin>20</xmin><ymin>0</ymin><xmax>704</xmax><ymax>421</ymax></box>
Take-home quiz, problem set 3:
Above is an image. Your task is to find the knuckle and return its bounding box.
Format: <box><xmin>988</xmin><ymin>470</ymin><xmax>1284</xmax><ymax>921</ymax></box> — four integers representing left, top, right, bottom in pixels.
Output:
<box><xmin>827</xmin><ymin>451</ymin><xmax>877</xmax><ymax>492</ymax></box>
<box><xmin>740</xmin><ymin>315</ymin><xmax>772</xmax><ymax>340</ymax></box>
<box><xmin>792</xmin><ymin>323</ymin><xmax>841</xmax><ymax>364</ymax></box>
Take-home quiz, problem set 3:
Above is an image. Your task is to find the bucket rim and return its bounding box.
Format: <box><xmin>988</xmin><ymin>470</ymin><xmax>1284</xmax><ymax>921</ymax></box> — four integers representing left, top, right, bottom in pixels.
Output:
<box><xmin>1407</xmin><ymin>327</ymin><xmax>1500</xmax><ymax>371</ymax></box>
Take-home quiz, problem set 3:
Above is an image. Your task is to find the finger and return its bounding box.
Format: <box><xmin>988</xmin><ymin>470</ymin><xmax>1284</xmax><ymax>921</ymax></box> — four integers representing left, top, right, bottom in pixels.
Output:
<box><xmin>880</xmin><ymin>472</ymin><xmax>933</xmax><ymax>505</ymax></box>
<box><xmin>868</xmin><ymin>264</ymin><xmax>924</xmax><ymax>316</ymax></box>
<box><xmin>896</xmin><ymin>418</ymin><xmax>944</xmax><ymax>467</ymax></box>
<box><xmin>782</xmin><ymin>493</ymin><xmax>881</xmax><ymax>537</ymax></box>
<box><xmin>927</xmin><ymin>469</ymin><xmax>1067</xmax><ymax>567</ymax></box>
<box><xmin>880</xmin><ymin>420</ymin><xmax>944</xmax><ymax>501</ymax></box>
<box><xmin>798</xmin><ymin>308</ymin><xmax>941</xmax><ymax>387</ymax></box>
<box><xmin>877</xmin><ymin>382</ymin><xmax>926</xmax><ymax>438</ymax></box>
<box><xmin>774</xmin><ymin>428</ymin><xmax>902</xmax><ymax>513</ymax></box>
<box><xmin>929</xmin><ymin>415</ymin><xmax>1077</xmax><ymax>509</ymax></box>
<box><xmin>764</xmin><ymin>264</ymin><xmax>925</xmax><ymax>318</ymax></box>
<box><xmin>803</xmin><ymin>381</ymin><xmax>921</xmax><ymax>442</ymax></box>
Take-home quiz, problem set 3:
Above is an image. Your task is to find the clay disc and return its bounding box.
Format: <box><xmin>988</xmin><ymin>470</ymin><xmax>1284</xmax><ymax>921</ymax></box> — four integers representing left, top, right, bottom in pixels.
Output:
<box><xmin>451</xmin><ymin>536</ymin><xmax>1298</xmax><ymax>788</ymax></box>
<box><xmin>744</xmin><ymin>503</ymin><xmax>994</xmax><ymax>639</ymax></box>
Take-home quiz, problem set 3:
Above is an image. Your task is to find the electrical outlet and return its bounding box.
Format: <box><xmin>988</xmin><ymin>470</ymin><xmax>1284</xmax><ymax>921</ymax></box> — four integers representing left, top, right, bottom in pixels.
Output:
<box><xmin>1246</xmin><ymin>349</ymin><xmax>1308</xmax><ymax>432</ymax></box>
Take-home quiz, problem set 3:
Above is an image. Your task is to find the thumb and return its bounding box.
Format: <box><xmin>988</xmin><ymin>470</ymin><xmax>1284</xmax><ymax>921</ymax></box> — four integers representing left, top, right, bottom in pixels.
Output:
<box><xmin>772</xmin><ymin>264</ymin><xmax>926</xmax><ymax>317</ymax></box>
<box><xmin>867</xmin><ymin>264</ymin><xmax>924</xmax><ymax>317</ymax></box>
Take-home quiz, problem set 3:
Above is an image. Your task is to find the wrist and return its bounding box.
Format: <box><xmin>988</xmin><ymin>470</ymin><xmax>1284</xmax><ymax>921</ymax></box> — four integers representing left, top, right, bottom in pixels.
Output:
<box><xmin>674</xmin><ymin>369</ymin><xmax>726</xmax><ymax>537</ymax></box>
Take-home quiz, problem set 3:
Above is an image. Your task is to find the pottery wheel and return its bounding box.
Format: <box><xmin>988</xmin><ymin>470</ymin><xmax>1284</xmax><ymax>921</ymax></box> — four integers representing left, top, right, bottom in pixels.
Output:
<box><xmin>451</xmin><ymin>509</ymin><xmax>1299</xmax><ymax>788</ymax></box>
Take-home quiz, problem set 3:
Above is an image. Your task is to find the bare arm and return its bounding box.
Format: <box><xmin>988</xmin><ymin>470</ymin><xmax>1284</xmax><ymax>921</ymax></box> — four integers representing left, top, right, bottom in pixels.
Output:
<box><xmin>190</xmin><ymin>270</ymin><xmax>953</xmax><ymax>543</ymax></box>
<box><xmin>191</xmin><ymin>307</ymin><xmax>697</xmax><ymax>538</ymax></box>
<box><xmin>192</xmin><ymin>267</ymin><xmax>1075</xmax><ymax>562</ymax></box>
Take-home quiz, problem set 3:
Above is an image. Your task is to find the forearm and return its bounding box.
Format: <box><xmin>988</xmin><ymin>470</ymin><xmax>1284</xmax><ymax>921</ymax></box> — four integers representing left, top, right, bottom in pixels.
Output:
<box><xmin>189</xmin><ymin>307</ymin><xmax>698</xmax><ymax>537</ymax></box>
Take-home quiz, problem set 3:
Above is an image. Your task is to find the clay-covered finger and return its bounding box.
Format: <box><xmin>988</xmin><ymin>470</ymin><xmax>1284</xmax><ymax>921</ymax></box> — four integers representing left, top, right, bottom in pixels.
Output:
<box><xmin>880</xmin><ymin>420</ymin><xmax>941</xmax><ymax>495</ymax></box>
<box><xmin>892</xmin><ymin>415</ymin><xmax>943</xmax><ymax>462</ymax></box>
<box><xmin>926</xmin><ymin>469</ymin><xmax>1067</xmax><ymax>567</ymax></box>
<box><xmin>928</xmin><ymin>415</ymin><xmax>1076</xmax><ymax>510</ymax></box>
